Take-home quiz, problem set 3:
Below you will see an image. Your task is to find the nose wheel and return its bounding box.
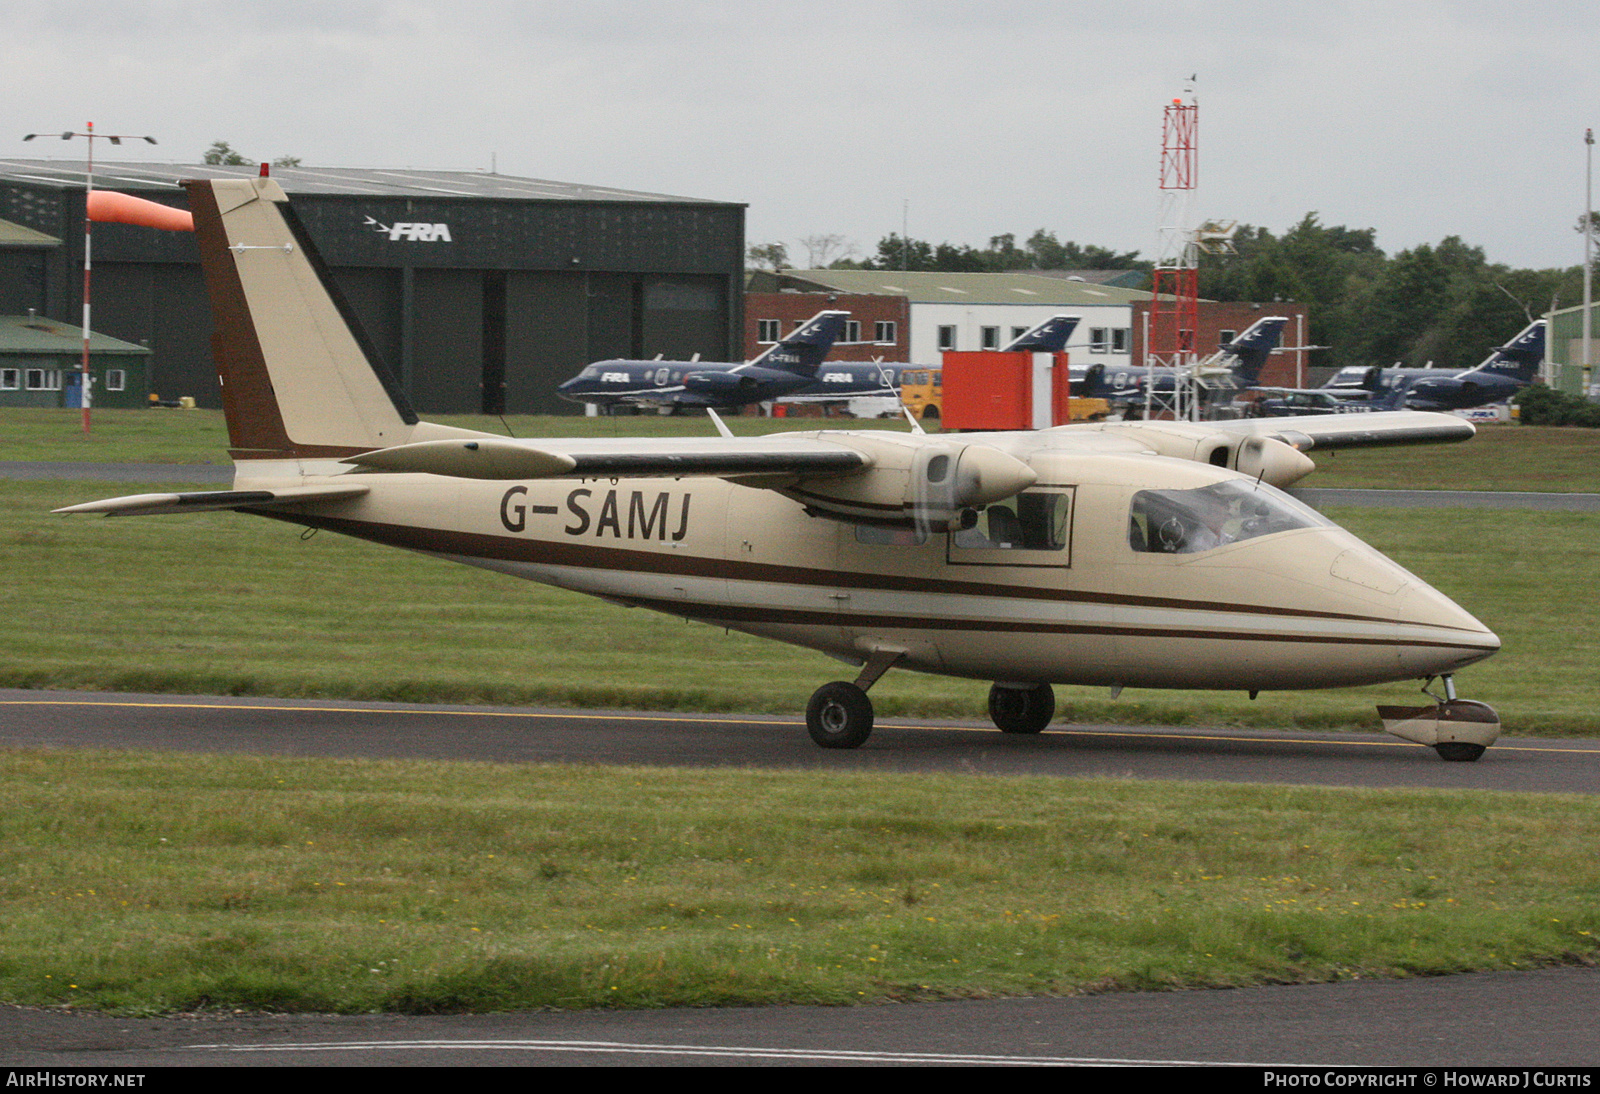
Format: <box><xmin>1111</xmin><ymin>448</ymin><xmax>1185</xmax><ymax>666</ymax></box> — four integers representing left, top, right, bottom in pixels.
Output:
<box><xmin>1378</xmin><ymin>675</ymin><xmax>1499</xmax><ymax>762</ymax></box>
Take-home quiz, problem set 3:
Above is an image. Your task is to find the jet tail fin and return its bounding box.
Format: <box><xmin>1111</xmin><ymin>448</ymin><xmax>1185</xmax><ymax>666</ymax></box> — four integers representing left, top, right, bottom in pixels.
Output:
<box><xmin>749</xmin><ymin>310</ymin><xmax>850</xmax><ymax>375</ymax></box>
<box><xmin>186</xmin><ymin>178</ymin><xmax>479</xmax><ymax>463</ymax></box>
<box><xmin>1220</xmin><ymin>316</ymin><xmax>1288</xmax><ymax>386</ymax></box>
<box><xmin>1003</xmin><ymin>314</ymin><xmax>1080</xmax><ymax>353</ymax></box>
<box><xmin>1473</xmin><ymin>319</ymin><xmax>1545</xmax><ymax>381</ymax></box>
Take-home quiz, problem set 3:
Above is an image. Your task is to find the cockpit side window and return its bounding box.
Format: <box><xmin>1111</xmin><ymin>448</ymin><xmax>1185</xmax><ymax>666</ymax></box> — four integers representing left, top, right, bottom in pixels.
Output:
<box><xmin>1128</xmin><ymin>480</ymin><xmax>1330</xmax><ymax>555</ymax></box>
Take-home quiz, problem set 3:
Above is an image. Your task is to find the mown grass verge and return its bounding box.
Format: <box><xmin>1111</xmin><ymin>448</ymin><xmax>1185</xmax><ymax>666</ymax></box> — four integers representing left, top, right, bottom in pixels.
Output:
<box><xmin>5</xmin><ymin>485</ymin><xmax>1598</xmax><ymax>734</ymax></box>
<box><xmin>3</xmin><ymin>750</ymin><xmax>1597</xmax><ymax>1015</ymax></box>
<box><xmin>6</xmin><ymin>479</ymin><xmax>1598</xmax><ymax>734</ymax></box>
<box><xmin>5</xmin><ymin>408</ymin><xmax>1600</xmax><ymax>493</ymax></box>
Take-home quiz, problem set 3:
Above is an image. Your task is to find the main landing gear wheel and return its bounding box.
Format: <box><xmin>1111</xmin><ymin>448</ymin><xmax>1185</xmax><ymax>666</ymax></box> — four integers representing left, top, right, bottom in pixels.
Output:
<box><xmin>807</xmin><ymin>681</ymin><xmax>874</xmax><ymax>749</ymax></box>
<box><xmin>988</xmin><ymin>682</ymin><xmax>1055</xmax><ymax>734</ymax></box>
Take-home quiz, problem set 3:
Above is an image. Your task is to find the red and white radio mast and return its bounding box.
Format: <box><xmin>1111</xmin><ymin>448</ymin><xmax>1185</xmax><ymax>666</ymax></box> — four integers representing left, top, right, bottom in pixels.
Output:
<box><xmin>1147</xmin><ymin>87</ymin><xmax>1200</xmax><ymax>419</ymax></box>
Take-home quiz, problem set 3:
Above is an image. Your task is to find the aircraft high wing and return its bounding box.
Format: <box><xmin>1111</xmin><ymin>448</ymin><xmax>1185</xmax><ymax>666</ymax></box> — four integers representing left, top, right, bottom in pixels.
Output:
<box><xmin>59</xmin><ymin>177</ymin><xmax>1503</xmax><ymax>762</ymax></box>
<box><xmin>556</xmin><ymin>310</ymin><xmax>850</xmax><ymax>411</ymax></box>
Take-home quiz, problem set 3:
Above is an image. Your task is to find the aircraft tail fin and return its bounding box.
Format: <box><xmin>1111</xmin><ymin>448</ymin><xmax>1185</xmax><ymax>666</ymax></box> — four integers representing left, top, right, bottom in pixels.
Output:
<box><xmin>749</xmin><ymin>310</ymin><xmax>850</xmax><ymax>375</ymax></box>
<box><xmin>1003</xmin><ymin>314</ymin><xmax>1080</xmax><ymax>353</ymax></box>
<box><xmin>1221</xmin><ymin>316</ymin><xmax>1288</xmax><ymax>385</ymax></box>
<box><xmin>184</xmin><ymin>177</ymin><xmax>432</xmax><ymax>461</ymax></box>
<box><xmin>1474</xmin><ymin>319</ymin><xmax>1545</xmax><ymax>381</ymax></box>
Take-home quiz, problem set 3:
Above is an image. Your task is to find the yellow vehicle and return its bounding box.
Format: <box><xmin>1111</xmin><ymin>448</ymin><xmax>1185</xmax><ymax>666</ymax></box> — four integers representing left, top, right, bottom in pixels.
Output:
<box><xmin>899</xmin><ymin>367</ymin><xmax>942</xmax><ymax>420</ymax></box>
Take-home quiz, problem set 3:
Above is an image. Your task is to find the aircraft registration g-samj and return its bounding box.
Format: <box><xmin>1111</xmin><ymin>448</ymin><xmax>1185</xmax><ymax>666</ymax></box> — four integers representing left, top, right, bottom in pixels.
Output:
<box><xmin>60</xmin><ymin>178</ymin><xmax>1503</xmax><ymax>761</ymax></box>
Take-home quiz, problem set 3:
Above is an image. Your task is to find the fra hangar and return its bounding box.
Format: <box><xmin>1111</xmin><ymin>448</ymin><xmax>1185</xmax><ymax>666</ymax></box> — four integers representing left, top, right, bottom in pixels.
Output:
<box><xmin>0</xmin><ymin>159</ymin><xmax>746</xmax><ymax>415</ymax></box>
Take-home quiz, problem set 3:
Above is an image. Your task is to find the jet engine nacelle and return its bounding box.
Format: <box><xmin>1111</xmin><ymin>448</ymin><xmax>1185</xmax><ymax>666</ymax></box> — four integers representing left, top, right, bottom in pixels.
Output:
<box><xmin>781</xmin><ymin>436</ymin><xmax>1037</xmax><ymax>530</ymax></box>
<box><xmin>682</xmin><ymin>370</ymin><xmax>755</xmax><ymax>394</ymax></box>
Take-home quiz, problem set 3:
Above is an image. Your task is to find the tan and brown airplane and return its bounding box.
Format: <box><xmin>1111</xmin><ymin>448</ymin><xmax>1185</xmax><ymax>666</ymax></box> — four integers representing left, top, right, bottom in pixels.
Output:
<box><xmin>59</xmin><ymin>177</ymin><xmax>1503</xmax><ymax>760</ymax></box>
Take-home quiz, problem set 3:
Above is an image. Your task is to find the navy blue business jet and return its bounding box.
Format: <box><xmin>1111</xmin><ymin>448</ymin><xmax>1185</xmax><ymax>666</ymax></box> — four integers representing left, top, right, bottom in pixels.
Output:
<box><xmin>1323</xmin><ymin>320</ymin><xmax>1546</xmax><ymax>412</ymax></box>
<box><xmin>557</xmin><ymin>311</ymin><xmax>850</xmax><ymax>411</ymax></box>
<box><xmin>1072</xmin><ymin>315</ymin><xmax>1290</xmax><ymax>407</ymax></box>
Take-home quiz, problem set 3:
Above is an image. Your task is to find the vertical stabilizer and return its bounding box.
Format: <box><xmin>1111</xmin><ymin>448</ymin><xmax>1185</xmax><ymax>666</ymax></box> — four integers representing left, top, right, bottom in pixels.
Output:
<box><xmin>1474</xmin><ymin>319</ymin><xmax>1545</xmax><ymax>381</ymax></box>
<box><xmin>1220</xmin><ymin>316</ymin><xmax>1288</xmax><ymax>386</ymax></box>
<box><xmin>186</xmin><ymin>177</ymin><xmax>421</xmax><ymax>459</ymax></box>
<box><xmin>749</xmin><ymin>310</ymin><xmax>850</xmax><ymax>375</ymax></box>
<box><xmin>1003</xmin><ymin>314</ymin><xmax>1080</xmax><ymax>353</ymax></box>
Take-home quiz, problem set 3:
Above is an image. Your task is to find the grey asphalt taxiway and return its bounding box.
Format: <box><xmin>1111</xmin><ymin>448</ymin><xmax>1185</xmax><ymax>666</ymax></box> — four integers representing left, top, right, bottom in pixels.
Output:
<box><xmin>4</xmin><ymin>688</ymin><xmax>1600</xmax><ymax>1067</ymax></box>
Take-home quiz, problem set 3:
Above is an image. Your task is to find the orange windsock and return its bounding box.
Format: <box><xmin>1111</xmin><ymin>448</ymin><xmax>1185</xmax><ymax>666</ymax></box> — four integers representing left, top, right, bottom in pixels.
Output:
<box><xmin>87</xmin><ymin>190</ymin><xmax>194</xmax><ymax>231</ymax></box>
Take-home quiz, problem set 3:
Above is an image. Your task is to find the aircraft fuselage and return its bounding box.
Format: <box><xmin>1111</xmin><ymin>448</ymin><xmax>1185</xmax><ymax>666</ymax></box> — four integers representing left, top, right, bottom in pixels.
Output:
<box><xmin>252</xmin><ymin>442</ymin><xmax>1498</xmax><ymax>695</ymax></box>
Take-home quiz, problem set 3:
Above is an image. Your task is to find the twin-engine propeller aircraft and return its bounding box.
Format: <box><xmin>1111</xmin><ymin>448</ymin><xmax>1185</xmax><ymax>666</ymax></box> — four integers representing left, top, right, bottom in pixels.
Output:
<box><xmin>59</xmin><ymin>178</ymin><xmax>1504</xmax><ymax>761</ymax></box>
<box><xmin>557</xmin><ymin>309</ymin><xmax>849</xmax><ymax>411</ymax></box>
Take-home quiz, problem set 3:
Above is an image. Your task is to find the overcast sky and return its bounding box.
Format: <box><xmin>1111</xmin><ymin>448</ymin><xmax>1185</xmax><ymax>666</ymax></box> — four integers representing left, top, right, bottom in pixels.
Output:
<box><xmin>9</xmin><ymin>1</ymin><xmax>1598</xmax><ymax>274</ymax></box>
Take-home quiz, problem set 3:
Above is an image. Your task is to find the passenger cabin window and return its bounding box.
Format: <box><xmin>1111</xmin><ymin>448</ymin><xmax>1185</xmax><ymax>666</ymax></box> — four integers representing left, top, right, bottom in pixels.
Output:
<box><xmin>1128</xmin><ymin>481</ymin><xmax>1331</xmax><ymax>555</ymax></box>
<box><xmin>949</xmin><ymin>489</ymin><xmax>1074</xmax><ymax>567</ymax></box>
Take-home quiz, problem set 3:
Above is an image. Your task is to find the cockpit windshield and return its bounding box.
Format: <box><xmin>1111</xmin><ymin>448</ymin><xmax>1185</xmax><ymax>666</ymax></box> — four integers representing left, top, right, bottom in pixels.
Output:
<box><xmin>1128</xmin><ymin>480</ymin><xmax>1331</xmax><ymax>555</ymax></box>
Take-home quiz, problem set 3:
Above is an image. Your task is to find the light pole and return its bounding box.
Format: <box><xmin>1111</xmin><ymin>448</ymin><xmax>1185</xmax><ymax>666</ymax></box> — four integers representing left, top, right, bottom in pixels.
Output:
<box><xmin>22</xmin><ymin>123</ymin><xmax>157</xmax><ymax>433</ymax></box>
<box><xmin>1584</xmin><ymin>127</ymin><xmax>1594</xmax><ymax>401</ymax></box>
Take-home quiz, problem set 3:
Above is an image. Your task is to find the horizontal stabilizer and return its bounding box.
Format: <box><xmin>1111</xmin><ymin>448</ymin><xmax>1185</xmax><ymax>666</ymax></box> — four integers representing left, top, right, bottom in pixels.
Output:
<box><xmin>54</xmin><ymin>483</ymin><xmax>369</xmax><ymax>517</ymax></box>
<box><xmin>342</xmin><ymin>437</ymin><xmax>871</xmax><ymax>481</ymax></box>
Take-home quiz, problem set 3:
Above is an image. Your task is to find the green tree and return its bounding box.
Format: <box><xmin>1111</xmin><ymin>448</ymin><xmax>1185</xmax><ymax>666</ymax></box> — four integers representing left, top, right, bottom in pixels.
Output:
<box><xmin>746</xmin><ymin>241</ymin><xmax>788</xmax><ymax>271</ymax></box>
<box><xmin>202</xmin><ymin>141</ymin><xmax>251</xmax><ymax>166</ymax></box>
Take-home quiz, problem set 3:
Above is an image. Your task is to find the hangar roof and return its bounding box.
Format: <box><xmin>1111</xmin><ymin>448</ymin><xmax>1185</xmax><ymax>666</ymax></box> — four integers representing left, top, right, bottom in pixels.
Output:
<box><xmin>0</xmin><ymin>160</ymin><xmax>737</xmax><ymax>206</ymax></box>
<box><xmin>0</xmin><ymin>315</ymin><xmax>150</xmax><ymax>355</ymax></box>
<box><xmin>763</xmin><ymin>269</ymin><xmax>1155</xmax><ymax>305</ymax></box>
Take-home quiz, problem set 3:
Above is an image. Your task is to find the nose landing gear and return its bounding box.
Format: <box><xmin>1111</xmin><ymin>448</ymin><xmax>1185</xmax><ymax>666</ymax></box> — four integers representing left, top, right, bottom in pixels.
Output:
<box><xmin>1378</xmin><ymin>675</ymin><xmax>1500</xmax><ymax>762</ymax></box>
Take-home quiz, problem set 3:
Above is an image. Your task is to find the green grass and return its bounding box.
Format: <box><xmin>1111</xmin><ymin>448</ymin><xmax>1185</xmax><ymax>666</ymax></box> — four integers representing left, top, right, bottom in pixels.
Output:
<box><xmin>0</xmin><ymin>407</ymin><xmax>919</xmax><ymax>466</ymax></box>
<box><xmin>4</xmin><ymin>408</ymin><xmax>1599</xmax><ymax>492</ymax></box>
<box><xmin>2</xmin><ymin>751</ymin><xmax>1597</xmax><ymax>1014</ymax></box>
<box><xmin>6</xmin><ymin>413</ymin><xmax>1600</xmax><ymax>1018</ymax></box>
<box><xmin>5</xmin><ymin>479</ymin><xmax>1597</xmax><ymax>735</ymax></box>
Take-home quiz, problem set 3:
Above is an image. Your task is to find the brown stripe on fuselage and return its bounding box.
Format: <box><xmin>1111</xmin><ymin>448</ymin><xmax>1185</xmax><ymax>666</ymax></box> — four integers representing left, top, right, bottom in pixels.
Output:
<box><xmin>618</xmin><ymin>596</ymin><xmax>1496</xmax><ymax>652</ymax></box>
<box><xmin>251</xmin><ymin>509</ymin><xmax>1489</xmax><ymax>637</ymax></box>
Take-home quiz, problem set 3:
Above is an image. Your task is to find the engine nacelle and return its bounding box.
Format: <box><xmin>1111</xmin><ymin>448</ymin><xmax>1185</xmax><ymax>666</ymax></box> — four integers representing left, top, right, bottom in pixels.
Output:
<box><xmin>780</xmin><ymin>436</ymin><xmax>1037</xmax><ymax>530</ymax></box>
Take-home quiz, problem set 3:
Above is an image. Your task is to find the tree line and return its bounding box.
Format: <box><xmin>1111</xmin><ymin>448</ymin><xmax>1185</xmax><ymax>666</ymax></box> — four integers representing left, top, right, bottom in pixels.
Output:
<box><xmin>751</xmin><ymin>215</ymin><xmax>1590</xmax><ymax>373</ymax></box>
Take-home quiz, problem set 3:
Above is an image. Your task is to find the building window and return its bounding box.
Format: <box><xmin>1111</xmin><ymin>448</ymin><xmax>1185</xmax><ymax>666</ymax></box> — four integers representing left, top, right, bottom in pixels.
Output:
<box><xmin>874</xmin><ymin>320</ymin><xmax>897</xmax><ymax>343</ymax></box>
<box><xmin>1112</xmin><ymin>328</ymin><xmax>1129</xmax><ymax>354</ymax></box>
<box><xmin>841</xmin><ymin>320</ymin><xmax>862</xmax><ymax>344</ymax></box>
<box><xmin>1089</xmin><ymin>328</ymin><xmax>1109</xmax><ymax>352</ymax></box>
<box><xmin>938</xmin><ymin>325</ymin><xmax>957</xmax><ymax>351</ymax></box>
<box><xmin>0</xmin><ymin>369</ymin><xmax>17</xmax><ymax>390</ymax></box>
<box><xmin>1011</xmin><ymin>326</ymin><xmax>1029</xmax><ymax>342</ymax></box>
<box><xmin>981</xmin><ymin>326</ymin><xmax>1000</xmax><ymax>350</ymax></box>
<box><xmin>25</xmin><ymin>368</ymin><xmax>59</xmax><ymax>391</ymax></box>
<box><xmin>1218</xmin><ymin>330</ymin><xmax>1237</xmax><ymax>346</ymax></box>
<box><xmin>757</xmin><ymin>319</ymin><xmax>781</xmax><ymax>343</ymax></box>
<box><xmin>105</xmin><ymin>369</ymin><xmax>126</xmax><ymax>392</ymax></box>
